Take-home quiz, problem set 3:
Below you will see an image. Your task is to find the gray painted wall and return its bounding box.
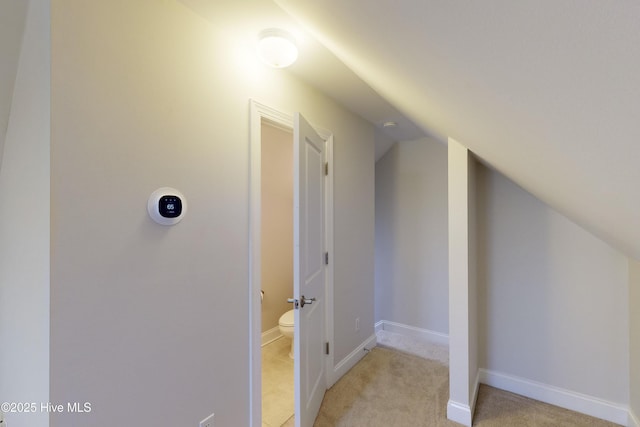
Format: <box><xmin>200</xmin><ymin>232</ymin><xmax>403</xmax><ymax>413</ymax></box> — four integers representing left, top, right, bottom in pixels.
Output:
<box><xmin>0</xmin><ymin>1</ymin><xmax>50</xmax><ymax>426</ymax></box>
<box><xmin>476</xmin><ymin>164</ymin><xmax>629</xmax><ymax>404</ymax></box>
<box><xmin>374</xmin><ymin>138</ymin><xmax>448</xmax><ymax>333</ymax></box>
<box><xmin>0</xmin><ymin>0</ymin><xmax>28</xmax><ymax>168</ymax></box>
<box><xmin>50</xmin><ymin>1</ymin><xmax>374</xmax><ymax>425</ymax></box>
<box><xmin>375</xmin><ymin>138</ymin><xmax>630</xmax><ymax>409</ymax></box>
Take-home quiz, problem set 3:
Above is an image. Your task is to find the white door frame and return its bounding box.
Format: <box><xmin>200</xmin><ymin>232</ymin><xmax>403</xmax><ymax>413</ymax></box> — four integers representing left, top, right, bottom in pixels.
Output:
<box><xmin>249</xmin><ymin>99</ymin><xmax>334</xmax><ymax>427</ymax></box>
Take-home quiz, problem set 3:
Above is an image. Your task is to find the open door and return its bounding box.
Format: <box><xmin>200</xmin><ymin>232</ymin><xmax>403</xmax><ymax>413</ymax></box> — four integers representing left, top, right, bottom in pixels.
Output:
<box><xmin>293</xmin><ymin>112</ymin><xmax>326</xmax><ymax>427</ymax></box>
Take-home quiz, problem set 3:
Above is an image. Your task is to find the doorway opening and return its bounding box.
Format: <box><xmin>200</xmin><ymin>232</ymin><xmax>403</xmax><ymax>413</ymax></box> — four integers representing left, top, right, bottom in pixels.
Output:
<box><xmin>260</xmin><ymin>120</ymin><xmax>295</xmax><ymax>426</ymax></box>
<box><xmin>249</xmin><ymin>100</ymin><xmax>335</xmax><ymax>427</ymax></box>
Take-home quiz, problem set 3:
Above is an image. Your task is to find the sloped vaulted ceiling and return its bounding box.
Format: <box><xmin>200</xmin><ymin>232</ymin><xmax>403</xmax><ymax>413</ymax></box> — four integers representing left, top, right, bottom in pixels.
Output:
<box><xmin>180</xmin><ymin>0</ymin><xmax>426</xmax><ymax>158</ymax></box>
<box><xmin>276</xmin><ymin>0</ymin><xmax>640</xmax><ymax>260</ymax></box>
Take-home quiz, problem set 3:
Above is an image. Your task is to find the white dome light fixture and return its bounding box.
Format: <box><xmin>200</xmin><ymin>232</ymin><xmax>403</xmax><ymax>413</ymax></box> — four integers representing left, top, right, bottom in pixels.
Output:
<box><xmin>257</xmin><ymin>28</ymin><xmax>299</xmax><ymax>68</ymax></box>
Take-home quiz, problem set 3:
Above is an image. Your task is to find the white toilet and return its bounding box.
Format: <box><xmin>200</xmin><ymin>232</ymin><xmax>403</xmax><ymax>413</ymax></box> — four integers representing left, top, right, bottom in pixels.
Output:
<box><xmin>278</xmin><ymin>309</ymin><xmax>295</xmax><ymax>359</ymax></box>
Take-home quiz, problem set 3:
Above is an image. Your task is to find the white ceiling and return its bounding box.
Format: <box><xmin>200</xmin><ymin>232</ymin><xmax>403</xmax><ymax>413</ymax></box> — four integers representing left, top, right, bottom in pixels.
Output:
<box><xmin>275</xmin><ymin>0</ymin><xmax>640</xmax><ymax>260</ymax></box>
<box><xmin>0</xmin><ymin>0</ymin><xmax>29</xmax><ymax>165</ymax></box>
<box><xmin>179</xmin><ymin>0</ymin><xmax>427</xmax><ymax>160</ymax></box>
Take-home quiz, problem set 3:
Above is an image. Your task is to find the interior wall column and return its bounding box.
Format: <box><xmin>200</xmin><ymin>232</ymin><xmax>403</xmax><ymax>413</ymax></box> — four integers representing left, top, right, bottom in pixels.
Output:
<box><xmin>447</xmin><ymin>138</ymin><xmax>479</xmax><ymax>426</ymax></box>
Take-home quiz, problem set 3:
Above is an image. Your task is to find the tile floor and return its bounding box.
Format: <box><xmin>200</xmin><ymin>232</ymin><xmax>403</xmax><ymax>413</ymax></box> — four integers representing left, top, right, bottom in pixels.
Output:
<box><xmin>262</xmin><ymin>337</ymin><xmax>294</xmax><ymax>427</ymax></box>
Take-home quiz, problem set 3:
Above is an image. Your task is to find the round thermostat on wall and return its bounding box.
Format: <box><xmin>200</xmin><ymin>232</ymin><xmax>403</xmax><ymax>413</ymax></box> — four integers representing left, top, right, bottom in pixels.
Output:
<box><xmin>147</xmin><ymin>187</ymin><xmax>187</xmax><ymax>225</ymax></box>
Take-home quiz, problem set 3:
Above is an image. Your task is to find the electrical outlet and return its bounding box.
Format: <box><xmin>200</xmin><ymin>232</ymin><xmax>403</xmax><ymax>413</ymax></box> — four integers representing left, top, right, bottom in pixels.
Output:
<box><xmin>355</xmin><ymin>317</ymin><xmax>360</xmax><ymax>332</ymax></box>
<box><xmin>199</xmin><ymin>413</ymin><xmax>214</xmax><ymax>427</ymax></box>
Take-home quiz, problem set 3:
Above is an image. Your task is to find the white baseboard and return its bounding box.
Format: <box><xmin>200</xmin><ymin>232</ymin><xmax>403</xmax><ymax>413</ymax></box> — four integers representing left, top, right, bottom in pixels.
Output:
<box><xmin>374</xmin><ymin>320</ymin><xmax>384</xmax><ymax>333</ymax></box>
<box><xmin>479</xmin><ymin>369</ymin><xmax>629</xmax><ymax>426</ymax></box>
<box><xmin>328</xmin><ymin>333</ymin><xmax>377</xmax><ymax>388</ymax></box>
<box><xmin>629</xmin><ymin>409</ymin><xmax>640</xmax><ymax>427</ymax></box>
<box><xmin>375</xmin><ymin>321</ymin><xmax>633</xmax><ymax>425</ymax></box>
<box><xmin>471</xmin><ymin>369</ymin><xmax>480</xmax><ymax>420</ymax></box>
<box><xmin>447</xmin><ymin>400</ymin><xmax>473</xmax><ymax>427</ymax></box>
<box><xmin>261</xmin><ymin>326</ymin><xmax>282</xmax><ymax>347</ymax></box>
<box><xmin>446</xmin><ymin>370</ymin><xmax>480</xmax><ymax>427</ymax></box>
<box><xmin>375</xmin><ymin>320</ymin><xmax>449</xmax><ymax>346</ymax></box>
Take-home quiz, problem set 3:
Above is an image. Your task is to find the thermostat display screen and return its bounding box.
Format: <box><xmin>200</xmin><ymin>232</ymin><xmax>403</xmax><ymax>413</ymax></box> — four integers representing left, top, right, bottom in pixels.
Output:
<box><xmin>159</xmin><ymin>195</ymin><xmax>182</xmax><ymax>218</ymax></box>
<box><xmin>148</xmin><ymin>187</ymin><xmax>186</xmax><ymax>225</ymax></box>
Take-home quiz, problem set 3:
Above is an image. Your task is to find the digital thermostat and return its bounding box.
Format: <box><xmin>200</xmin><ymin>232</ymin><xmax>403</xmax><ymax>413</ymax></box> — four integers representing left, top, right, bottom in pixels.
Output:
<box><xmin>147</xmin><ymin>187</ymin><xmax>187</xmax><ymax>225</ymax></box>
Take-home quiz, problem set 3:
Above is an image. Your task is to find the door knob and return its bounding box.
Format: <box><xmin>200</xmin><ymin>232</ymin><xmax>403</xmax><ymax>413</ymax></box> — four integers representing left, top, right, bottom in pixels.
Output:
<box><xmin>300</xmin><ymin>295</ymin><xmax>316</xmax><ymax>308</ymax></box>
<box><xmin>287</xmin><ymin>296</ymin><xmax>316</xmax><ymax>308</ymax></box>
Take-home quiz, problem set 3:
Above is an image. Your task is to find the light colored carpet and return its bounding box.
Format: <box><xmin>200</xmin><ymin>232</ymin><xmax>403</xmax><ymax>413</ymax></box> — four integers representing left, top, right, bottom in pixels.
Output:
<box><xmin>376</xmin><ymin>330</ymin><xmax>449</xmax><ymax>365</ymax></box>
<box><xmin>312</xmin><ymin>345</ymin><xmax>620</xmax><ymax>427</ymax></box>
<box><xmin>473</xmin><ymin>384</ymin><xmax>620</xmax><ymax>427</ymax></box>
<box><xmin>313</xmin><ymin>346</ymin><xmax>455</xmax><ymax>427</ymax></box>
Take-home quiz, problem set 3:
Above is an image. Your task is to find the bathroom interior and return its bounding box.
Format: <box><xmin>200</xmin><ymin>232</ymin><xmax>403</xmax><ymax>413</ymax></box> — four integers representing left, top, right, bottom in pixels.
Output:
<box><xmin>260</xmin><ymin>120</ymin><xmax>296</xmax><ymax>427</ymax></box>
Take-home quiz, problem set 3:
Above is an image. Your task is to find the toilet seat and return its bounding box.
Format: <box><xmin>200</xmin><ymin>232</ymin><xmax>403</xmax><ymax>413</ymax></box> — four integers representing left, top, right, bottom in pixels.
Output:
<box><xmin>279</xmin><ymin>309</ymin><xmax>294</xmax><ymax>327</ymax></box>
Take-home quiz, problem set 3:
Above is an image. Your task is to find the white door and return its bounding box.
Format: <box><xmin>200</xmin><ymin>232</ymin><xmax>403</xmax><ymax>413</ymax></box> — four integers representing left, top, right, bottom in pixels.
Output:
<box><xmin>293</xmin><ymin>112</ymin><xmax>326</xmax><ymax>427</ymax></box>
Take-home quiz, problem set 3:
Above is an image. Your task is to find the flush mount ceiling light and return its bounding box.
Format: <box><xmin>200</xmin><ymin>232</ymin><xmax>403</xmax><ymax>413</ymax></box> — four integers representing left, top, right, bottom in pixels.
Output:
<box><xmin>382</xmin><ymin>121</ymin><xmax>398</xmax><ymax>129</ymax></box>
<box><xmin>257</xmin><ymin>28</ymin><xmax>298</xmax><ymax>68</ymax></box>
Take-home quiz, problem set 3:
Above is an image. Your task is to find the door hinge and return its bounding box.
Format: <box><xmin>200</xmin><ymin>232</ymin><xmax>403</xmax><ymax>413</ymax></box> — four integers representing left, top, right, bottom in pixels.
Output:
<box><xmin>325</xmin><ymin>342</ymin><xmax>330</xmax><ymax>355</ymax></box>
<box><xmin>325</xmin><ymin>252</ymin><xmax>329</xmax><ymax>265</ymax></box>
<box><xmin>325</xmin><ymin>162</ymin><xmax>329</xmax><ymax>176</ymax></box>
